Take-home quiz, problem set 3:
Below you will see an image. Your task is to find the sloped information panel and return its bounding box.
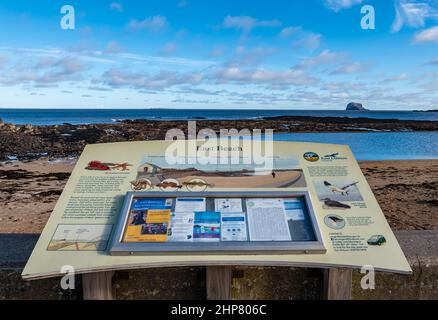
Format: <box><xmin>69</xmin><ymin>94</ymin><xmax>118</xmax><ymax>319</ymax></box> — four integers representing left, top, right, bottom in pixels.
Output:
<box><xmin>22</xmin><ymin>140</ymin><xmax>411</xmax><ymax>280</ymax></box>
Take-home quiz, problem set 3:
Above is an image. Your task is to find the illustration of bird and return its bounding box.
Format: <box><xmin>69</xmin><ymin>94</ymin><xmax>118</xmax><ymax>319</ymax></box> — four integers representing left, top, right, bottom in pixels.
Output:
<box><xmin>111</xmin><ymin>162</ymin><xmax>133</xmax><ymax>171</ymax></box>
<box><xmin>324</xmin><ymin>153</ymin><xmax>339</xmax><ymax>157</ymax></box>
<box><xmin>182</xmin><ymin>181</ymin><xmax>213</xmax><ymax>188</ymax></box>
<box><xmin>156</xmin><ymin>181</ymin><xmax>183</xmax><ymax>189</ymax></box>
<box><xmin>326</xmin><ymin>215</ymin><xmax>344</xmax><ymax>228</ymax></box>
<box><xmin>323</xmin><ymin>198</ymin><xmax>351</xmax><ymax>209</ymax></box>
<box><xmin>323</xmin><ymin>181</ymin><xmax>359</xmax><ymax>195</ymax></box>
<box><xmin>328</xmin><ymin>216</ymin><xmax>343</xmax><ymax>223</ymax></box>
<box><xmin>130</xmin><ymin>179</ymin><xmax>152</xmax><ymax>191</ymax></box>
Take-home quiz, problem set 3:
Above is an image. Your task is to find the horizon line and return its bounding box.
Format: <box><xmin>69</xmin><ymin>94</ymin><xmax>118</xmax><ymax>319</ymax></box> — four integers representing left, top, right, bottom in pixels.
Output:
<box><xmin>0</xmin><ymin>107</ymin><xmax>434</xmax><ymax>112</ymax></box>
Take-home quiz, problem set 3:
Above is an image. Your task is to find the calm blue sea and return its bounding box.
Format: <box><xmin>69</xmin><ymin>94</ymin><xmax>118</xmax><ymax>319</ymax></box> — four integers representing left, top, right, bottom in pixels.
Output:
<box><xmin>0</xmin><ymin>109</ymin><xmax>437</xmax><ymax>160</ymax></box>
<box><xmin>0</xmin><ymin>108</ymin><xmax>437</xmax><ymax>125</ymax></box>
<box><xmin>273</xmin><ymin>132</ymin><xmax>438</xmax><ymax>160</ymax></box>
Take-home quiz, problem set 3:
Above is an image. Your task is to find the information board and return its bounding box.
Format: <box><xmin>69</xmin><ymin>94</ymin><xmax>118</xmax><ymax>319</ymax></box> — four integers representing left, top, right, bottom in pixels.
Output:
<box><xmin>22</xmin><ymin>140</ymin><xmax>412</xmax><ymax>280</ymax></box>
<box><xmin>109</xmin><ymin>191</ymin><xmax>325</xmax><ymax>255</ymax></box>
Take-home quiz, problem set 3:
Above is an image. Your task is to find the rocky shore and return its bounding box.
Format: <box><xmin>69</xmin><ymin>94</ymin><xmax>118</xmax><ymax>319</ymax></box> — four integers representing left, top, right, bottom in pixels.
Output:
<box><xmin>1</xmin><ymin>116</ymin><xmax>437</xmax><ymax>160</ymax></box>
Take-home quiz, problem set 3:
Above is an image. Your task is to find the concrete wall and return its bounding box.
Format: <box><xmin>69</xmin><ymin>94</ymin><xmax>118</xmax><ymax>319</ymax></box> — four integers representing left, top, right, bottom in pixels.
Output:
<box><xmin>1</xmin><ymin>231</ymin><xmax>436</xmax><ymax>300</ymax></box>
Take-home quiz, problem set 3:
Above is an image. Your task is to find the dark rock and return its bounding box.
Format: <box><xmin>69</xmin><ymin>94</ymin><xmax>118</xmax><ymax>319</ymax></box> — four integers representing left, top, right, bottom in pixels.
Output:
<box><xmin>346</xmin><ymin>102</ymin><xmax>367</xmax><ymax>111</ymax></box>
<box><xmin>1</xmin><ymin>116</ymin><xmax>437</xmax><ymax>161</ymax></box>
<box><xmin>413</xmin><ymin>109</ymin><xmax>438</xmax><ymax>113</ymax></box>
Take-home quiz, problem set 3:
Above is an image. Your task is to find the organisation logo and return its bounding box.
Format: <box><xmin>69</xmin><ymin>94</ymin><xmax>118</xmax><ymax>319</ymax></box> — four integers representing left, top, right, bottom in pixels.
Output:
<box><xmin>321</xmin><ymin>153</ymin><xmax>348</xmax><ymax>161</ymax></box>
<box><xmin>303</xmin><ymin>152</ymin><xmax>319</xmax><ymax>162</ymax></box>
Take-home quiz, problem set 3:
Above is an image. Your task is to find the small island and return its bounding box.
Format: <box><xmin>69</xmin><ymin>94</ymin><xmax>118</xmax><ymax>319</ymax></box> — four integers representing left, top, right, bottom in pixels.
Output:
<box><xmin>346</xmin><ymin>102</ymin><xmax>368</xmax><ymax>111</ymax></box>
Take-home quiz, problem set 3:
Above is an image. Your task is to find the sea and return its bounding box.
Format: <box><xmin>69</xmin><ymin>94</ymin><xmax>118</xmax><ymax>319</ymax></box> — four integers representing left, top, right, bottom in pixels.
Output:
<box><xmin>0</xmin><ymin>108</ymin><xmax>437</xmax><ymax>160</ymax></box>
<box><xmin>1</xmin><ymin>108</ymin><xmax>438</xmax><ymax>125</ymax></box>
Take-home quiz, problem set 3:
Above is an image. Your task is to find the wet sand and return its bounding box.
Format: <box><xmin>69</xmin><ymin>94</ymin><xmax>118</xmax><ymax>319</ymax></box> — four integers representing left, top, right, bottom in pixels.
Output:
<box><xmin>360</xmin><ymin>160</ymin><xmax>438</xmax><ymax>230</ymax></box>
<box><xmin>0</xmin><ymin>159</ymin><xmax>436</xmax><ymax>233</ymax></box>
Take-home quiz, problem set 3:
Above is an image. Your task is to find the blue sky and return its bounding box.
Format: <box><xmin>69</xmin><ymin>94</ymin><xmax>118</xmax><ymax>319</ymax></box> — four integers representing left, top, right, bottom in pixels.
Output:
<box><xmin>0</xmin><ymin>0</ymin><xmax>437</xmax><ymax>110</ymax></box>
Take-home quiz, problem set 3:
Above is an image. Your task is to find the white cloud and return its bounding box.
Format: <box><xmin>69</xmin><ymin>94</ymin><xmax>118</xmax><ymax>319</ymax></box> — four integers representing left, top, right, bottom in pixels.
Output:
<box><xmin>160</xmin><ymin>42</ymin><xmax>177</xmax><ymax>54</ymax></box>
<box><xmin>418</xmin><ymin>74</ymin><xmax>438</xmax><ymax>92</ymax></box>
<box><xmin>0</xmin><ymin>55</ymin><xmax>88</xmax><ymax>87</ymax></box>
<box><xmin>297</xmin><ymin>50</ymin><xmax>370</xmax><ymax>77</ymax></box>
<box><xmin>392</xmin><ymin>0</ymin><xmax>438</xmax><ymax>32</ymax></box>
<box><xmin>222</xmin><ymin>15</ymin><xmax>282</xmax><ymax>34</ymax></box>
<box><xmin>115</xmin><ymin>52</ymin><xmax>215</xmax><ymax>67</ymax></box>
<box><xmin>109</xmin><ymin>2</ymin><xmax>123</xmax><ymax>12</ymax></box>
<box><xmin>212</xmin><ymin>66</ymin><xmax>317</xmax><ymax>86</ymax></box>
<box><xmin>324</xmin><ymin>0</ymin><xmax>363</xmax><ymax>12</ymax></box>
<box><xmin>427</xmin><ymin>56</ymin><xmax>438</xmax><ymax>64</ymax></box>
<box><xmin>299</xmin><ymin>50</ymin><xmax>346</xmax><ymax>67</ymax></box>
<box><xmin>331</xmin><ymin>62</ymin><xmax>368</xmax><ymax>74</ymax></box>
<box><xmin>0</xmin><ymin>46</ymin><xmax>216</xmax><ymax>90</ymax></box>
<box><xmin>105</xmin><ymin>41</ymin><xmax>122</xmax><ymax>54</ymax></box>
<box><xmin>0</xmin><ymin>55</ymin><xmax>7</xmax><ymax>68</ymax></box>
<box><xmin>293</xmin><ymin>33</ymin><xmax>322</xmax><ymax>51</ymax></box>
<box><xmin>413</xmin><ymin>25</ymin><xmax>438</xmax><ymax>42</ymax></box>
<box><xmin>235</xmin><ymin>46</ymin><xmax>245</xmax><ymax>54</ymax></box>
<box><xmin>88</xmin><ymin>86</ymin><xmax>112</xmax><ymax>92</ymax></box>
<box><xmin>384</xmin><ymin>73</ymin><xmax>409</xmax><ymax>81</ymax></box>
<box><xmin>226</xmin><ymin>46</ymin><xmax>278</xmax><ymax>67</ymax></box>
<box><xmin>1</xmin><ymin>46</ymin><xmax>115</xmax><ymax>64</ymax></box>
<box><xmin>99</xmin><ymin>68</ymin><xmax>204</xmax><ymax>90</ymax></box>
<box><xmin>278</xmin><ymin>26</ymin><xmax>301</xmax><ymax>38</ymax></box>
<box><xmin>96</xmin><ymin>64</ymin><xmax>318</xmax><ymax>92</ymax></box>
<box><xmin>321</xmin><ymin>81</ymin><xmax>366</xmax><ymax>93</ymax></box>
<box><xmin>172</xmin><ymin>98</ymin><xmax>213</xmax><ymax>104</ymax></box>
<box><xmin>208</xmin><ymin>47</ymin><xmax>225</xmax><ymax>58</ymax></box>
<box><xmin>127</xmin><ymin>15</ymin><xmax>169</xmax><ymax>33</ymax></box>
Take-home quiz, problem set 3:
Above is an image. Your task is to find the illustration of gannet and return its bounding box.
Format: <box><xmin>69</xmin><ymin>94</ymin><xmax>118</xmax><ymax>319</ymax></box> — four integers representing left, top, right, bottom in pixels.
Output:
<box><xmin>323</xmin><ymin>181</ymin><xmax>359</xmax><ymax>195</ymax></box>
<box><xmin>322</xmin><ymin>198</ymin><xmax>351</xmax><ymax>209</ymax></box>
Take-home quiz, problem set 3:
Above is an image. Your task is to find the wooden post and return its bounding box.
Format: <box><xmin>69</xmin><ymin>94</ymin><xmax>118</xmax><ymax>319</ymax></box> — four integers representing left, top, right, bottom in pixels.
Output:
<box><xmin>206</xmin><ymin>266</ymin><xmax>232</xmax><ymax>300</ymax></box>
<box><xmin>82</xmin><ymin>271</ymin><xmax>115</xmax><ymax>300</ymax></box>
<box><xmin>323</xmin><ymin>268</ymin><xmax>352</xmax><ymax>300</ymax></box>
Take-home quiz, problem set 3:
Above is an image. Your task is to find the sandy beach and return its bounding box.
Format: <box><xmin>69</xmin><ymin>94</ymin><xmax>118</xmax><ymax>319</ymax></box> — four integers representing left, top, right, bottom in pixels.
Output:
<box><xmin>0</xmin><ymin>158</ymin><xmax>436</xmax><ymax>234</ymax></box>
<box><xmin>360</xmin><ymin>160</ymin><xmax>438</xmax><ymax>230</ymax></box>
